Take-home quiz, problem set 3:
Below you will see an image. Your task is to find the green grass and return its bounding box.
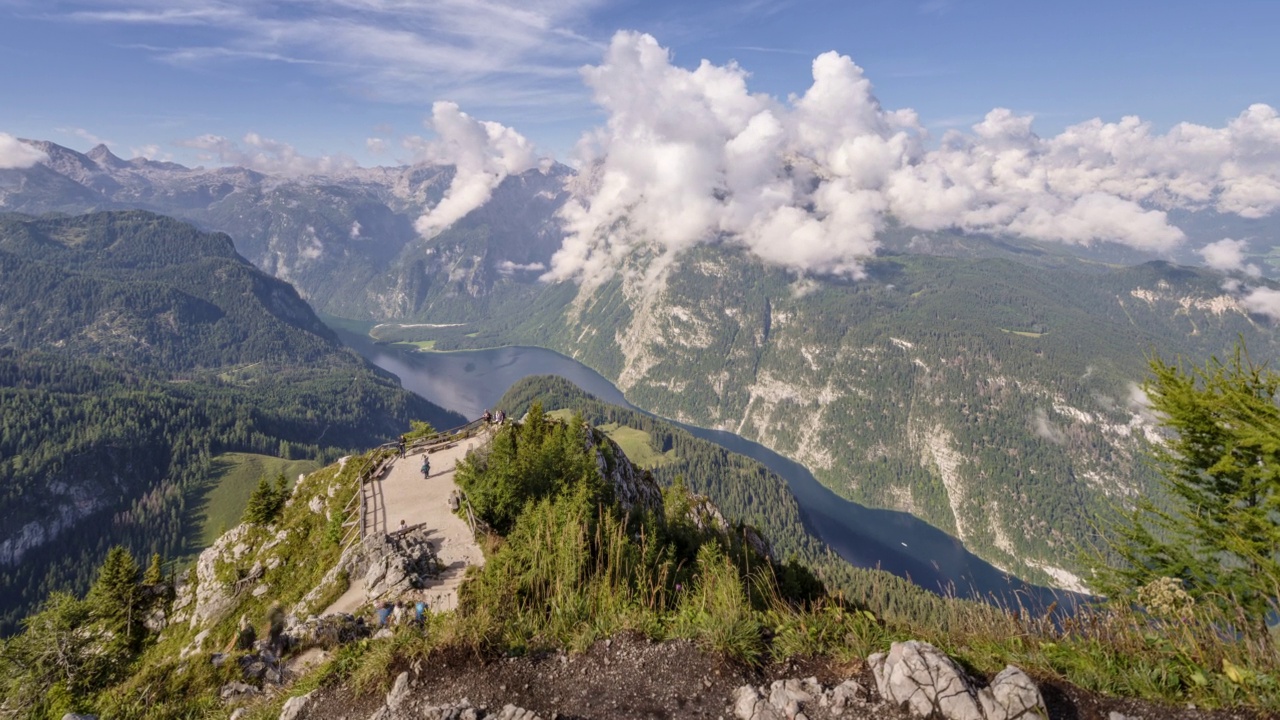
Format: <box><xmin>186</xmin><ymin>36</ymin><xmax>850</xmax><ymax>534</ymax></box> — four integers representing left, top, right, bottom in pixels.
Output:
<box><xmin>393</xmin><ymin>340</ymin><xmax>437</xmax><ymax>351</ymax></box>
<box><xmin>193</xmin><ymin>453</ymin><xmax>320</xmax><ymax>547</ymax></box>
<box><xmin>596</xmin><ymin>422</ymin><xmax>678</xmax><ymax>468</ymax></box>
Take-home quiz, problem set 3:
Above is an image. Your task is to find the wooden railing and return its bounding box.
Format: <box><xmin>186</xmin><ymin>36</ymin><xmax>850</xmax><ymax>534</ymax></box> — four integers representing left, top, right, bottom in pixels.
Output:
<box><xmin>338</xmin><ymin>418</ymin><xmax>490</xmax><ymax>551</ymax></box>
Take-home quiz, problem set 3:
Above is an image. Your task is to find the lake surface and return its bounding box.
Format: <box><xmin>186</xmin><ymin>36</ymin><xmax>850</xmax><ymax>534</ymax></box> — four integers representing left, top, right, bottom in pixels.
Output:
<box><xmin>337</xmin><ymin>330</ymin><xmax>1071</xmax><ymax>608</ymax></box>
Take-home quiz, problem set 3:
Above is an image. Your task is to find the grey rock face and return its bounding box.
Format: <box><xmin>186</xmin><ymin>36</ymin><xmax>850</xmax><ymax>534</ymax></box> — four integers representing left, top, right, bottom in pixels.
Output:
<box><xmin>190</xmin><ymin>524</ymin><xmax>253</xmax><ymax>628</ymax></box>
<box><xmin>584</xmin><ymin>425</ymin><xmax>664</xmax><ymax>517</ymax></box>
<box><xmin>733</xmin><ymin>676</ymin><xmax>866</xmax><ymax>720</ymax></box>
<box><xmin>361</xmin><ymin>526</ymin><xmax>441</xmax><ymax>602</ymax></box>
<box><xmin>870</xmin><ymin>642</ymin><xmax>1046</xmax><ymax>720</ymax></box>
<box><xmin>732</xmin><ymin>685</ymin><xmax>786</xmax><ymax>720</ymax></box>
<box><xmin>870</xmin><ymin>641</ymin><xmax>983</xmax><ymax>720</ymax></box>
<box><xmin>278</xmin><ymin>691</ymin><xmax>314</xmax><ymax>720</ymax></box>
<box><xmin>977</xmin><ymin>666</ymin><xmax>1048</xmax><ymax>720</ymax></box>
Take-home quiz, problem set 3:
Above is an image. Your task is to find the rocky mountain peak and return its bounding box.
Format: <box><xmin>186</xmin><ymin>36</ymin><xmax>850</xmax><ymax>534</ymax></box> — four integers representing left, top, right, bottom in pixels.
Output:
<box><xmin>86</xmin><ymin>143</ymin><xmax>129</xmax><ymax>170</ymax></box>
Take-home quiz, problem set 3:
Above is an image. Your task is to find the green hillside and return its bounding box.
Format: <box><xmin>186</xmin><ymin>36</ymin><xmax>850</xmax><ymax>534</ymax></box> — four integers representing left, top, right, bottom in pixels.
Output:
<box><xmin>193</xmin><ymin>453</ymin><xmax>321</xmax><ymax>547</ymax></box>
<box><xmin>424</xmin><ymin>243</ymin><xmax>1280</xmax><ymax>586</ymax></box>
<box><xmin>0</xmin><ymin>211</ymin><xmax>463</xmax><ymax>633</ymax></box>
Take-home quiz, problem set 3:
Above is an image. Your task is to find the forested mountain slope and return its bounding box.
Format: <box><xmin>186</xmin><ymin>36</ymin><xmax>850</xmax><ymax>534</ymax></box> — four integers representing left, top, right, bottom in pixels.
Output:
<box><xmin>0</xmin><ymin>211</ymin><xmax>460</xmax><ymax>633</ymax></box>
<box><xmin>437</xmin><ymin>245</ymin><xmax>1280</xmax><ymax>588</ymax></box>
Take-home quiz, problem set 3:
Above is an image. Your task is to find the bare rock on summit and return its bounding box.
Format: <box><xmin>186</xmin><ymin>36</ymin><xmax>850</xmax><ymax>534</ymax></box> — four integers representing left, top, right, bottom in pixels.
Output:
<box><xmin>870</xmin><ymin>641</ymin><xmax>983</xmax><ymax>720</ymax></box>
<box><xmin>870</xmin><ymin>641</ymin><xmax>1047</xmax><ymax>720</ymax></box>
<box><xmin>978</xmin><ymin>666</ymin><xmax>1048</xmax><ymax>720</ymax></box>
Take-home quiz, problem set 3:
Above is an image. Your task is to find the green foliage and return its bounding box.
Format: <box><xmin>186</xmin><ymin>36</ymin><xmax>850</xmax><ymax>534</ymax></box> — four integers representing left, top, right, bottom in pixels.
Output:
<box><xmin>242</xmin><ymin>473</ymin><xmax>289</xmax><ymax>525</ymax></box>
<box><xmin>1095</xmin><ymin>343</ymin><xmax>1280</xmax><ymax>637</ymax></box>
<box><xmin>455</xmin><ymin>403</ymin><xmax>604</xmax><ymax>533</ymax></box>
<box><xmin>0</xmin><ymin>210</ymin><xmax>461</xmax><ymax>632</ymax></box>
<box><xmin>87</xmin><ymin>546</ymin><xmax>143</xmax><ymax>650</ymax></box>
<box><xmin>403</xmin><ymin>419</ymin><xmax>437</xmax><ymax>442</ymax></box>
<box><xmin>142</xmin><ymin>553</ymin><xmax>164</xmax><ymax>586</ymax></box>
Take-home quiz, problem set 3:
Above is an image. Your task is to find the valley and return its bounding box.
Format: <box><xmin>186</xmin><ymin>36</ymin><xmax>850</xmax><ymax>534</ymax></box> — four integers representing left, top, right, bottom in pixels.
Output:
<box><xmin>6</xmin><ymin>140</ymin><xmax>1280</xmax><ymax>591</ymax></box>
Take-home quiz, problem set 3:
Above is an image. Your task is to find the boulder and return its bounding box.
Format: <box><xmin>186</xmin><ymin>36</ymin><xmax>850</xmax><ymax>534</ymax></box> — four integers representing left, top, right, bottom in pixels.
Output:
<box><xmin>279</xmin><ymin>691</ymin><xmax>314</xmax><ymax>720</ymax></box>
<box><xmin>386</xmin><ymin>672</ymin><xmax>412</xmax><ymax>711</ymax></box>
<box><xmin>287</xmin><ymin>612</ymin><xmax>369</xmax><ymax>649</ymax></box>
<box><xmin>978</xmin><ymin>666</ymin><xmax>1048</xmax><ymax>720</ymax></box>
<box><xmin>732</xmin><ymin>685</ymin><xmax>786</xmax><ymax>720</ymax></box>
<box><xmin>869</xmin><ymin>641</ymin><xmax>983</xmax><ymax>720</ymax></box>
<box><xmin>219</xmin><ymin>681</ymin><xmax>260</xmax><ymax>703</ymax></box>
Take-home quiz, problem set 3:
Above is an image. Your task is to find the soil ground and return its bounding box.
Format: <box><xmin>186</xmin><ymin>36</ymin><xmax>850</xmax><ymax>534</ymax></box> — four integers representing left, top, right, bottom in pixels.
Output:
<box><xmin>298</xmin><ymin>634</ymin><xmax>1275</xmax><ymax>720</ymax></box>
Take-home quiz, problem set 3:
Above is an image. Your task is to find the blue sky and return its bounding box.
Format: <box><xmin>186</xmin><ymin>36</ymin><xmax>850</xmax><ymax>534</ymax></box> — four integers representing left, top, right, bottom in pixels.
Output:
<box><xmin>1</xmin><ymin>0</ymin><xmax>1277</xmax><ymax>166</ymax></box>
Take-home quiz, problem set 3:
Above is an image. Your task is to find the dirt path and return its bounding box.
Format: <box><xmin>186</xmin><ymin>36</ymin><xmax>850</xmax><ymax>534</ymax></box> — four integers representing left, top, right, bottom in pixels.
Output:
<box><xmin>322</xmin><ymin>434</ymin><xmax>487</xmax><ymax>617</ymax></box>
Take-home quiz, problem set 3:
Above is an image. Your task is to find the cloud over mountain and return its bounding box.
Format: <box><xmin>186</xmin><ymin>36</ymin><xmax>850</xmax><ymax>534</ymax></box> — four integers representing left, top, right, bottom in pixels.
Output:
<box><xmin>1198</xmin><ymin>238</ymin><xmax>1260</xmax><ymax>276</ymax></box>
<box><xmin>0</xmin><ymin>134</ymin><xmax>48</xmax><ymax>169</ymax></box>
<box><xmin>546</xmin><ymin>32</ymin><xmax>1280</xmax><ymax>284</ymax></box>
<box><xmin>411</xmin><ymin>102</ymin><xmax>538</xmax><ymax>239</ymax></box>
<box><xmin>175</xmin><ymin>132</ymin><xmax>358</xmax><ymax>175</ymax></box>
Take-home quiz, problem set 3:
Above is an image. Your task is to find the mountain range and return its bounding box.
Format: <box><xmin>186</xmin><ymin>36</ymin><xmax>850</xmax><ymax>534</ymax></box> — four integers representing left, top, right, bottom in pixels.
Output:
<box><xmin>5</xmin><ymin>138</ymin><xmax>1280</xmax><ymax>589</ymax></box>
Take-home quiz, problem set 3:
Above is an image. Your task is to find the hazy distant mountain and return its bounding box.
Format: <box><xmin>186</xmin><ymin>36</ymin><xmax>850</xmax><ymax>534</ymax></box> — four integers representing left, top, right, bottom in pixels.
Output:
<box><xmin>7</xmin><ymin>139</ymin><xmax>1280</xmax><ymax>590</ymax></box>
<box><xmin>0</xmin><ymin>140</ymin><xmax>572</xmax><ymax>321</ymax></box>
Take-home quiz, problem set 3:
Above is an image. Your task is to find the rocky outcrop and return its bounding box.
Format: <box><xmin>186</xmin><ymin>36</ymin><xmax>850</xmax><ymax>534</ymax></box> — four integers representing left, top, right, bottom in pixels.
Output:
<box><xmin>686</xmin><ymin>493</ymin><xmax>774</xmax><ymax>561</ymax></box>
<box><xmin>182</xmin><ymin>524</ymin><xmax>254</xmax><ymax>628</ymax></box>
<box><xmin>733</xmin><ymin>677</ymin><xmax>866</xmax><ymax>720</ymax></box>
<box><xmin>361</xmin><ymin>525</ymin><xmax>442</xmax><ymax>602</ymax></box>
<box><xmin>285</xmin><ymin>612</ymin><xmax>371</xmax><ymax>650</ymax></box>
<box><xmin>584</xmin><ymin>425</ymin><xmax>663</xmax><ymax>517</ymax></box>
<box><xmin>869</xmin><ymin>641</ymin><xmax>1045</xmax><ymax>720</ymax></box>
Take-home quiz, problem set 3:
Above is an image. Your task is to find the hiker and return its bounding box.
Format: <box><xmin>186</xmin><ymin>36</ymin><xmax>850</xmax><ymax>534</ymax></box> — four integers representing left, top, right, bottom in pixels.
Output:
<box><xmin>375</xmin><ymin>601</ymin><xmax>393</xmax><ymax>627</ymax></box>
<box><xmin>481</xmin><ymin>409</ymin><xmax>492</xmax><ymax>424</ymax></box>
<box><xmin>414</xmin><ymin>599</ymin><xmax>427</xmax><ymax>626</ymax></box>
<box><xmin>421</xmin><ymin>456</ymin><xmax>431</xmax><ymax>479</ymax></box>
<box><xmin>398</xmin><ymin>435</ymin><xmax>406</xmax><ymax>458</ymax></box>
<box><xmin>495</xmin><ymin>409</ymin><xmax>505</xmax><ymax>424</ymax></box>
<box><xmin>447</xmin><ymin>490</ymin><xmax>460</xmax><ymax>512</ymax></box>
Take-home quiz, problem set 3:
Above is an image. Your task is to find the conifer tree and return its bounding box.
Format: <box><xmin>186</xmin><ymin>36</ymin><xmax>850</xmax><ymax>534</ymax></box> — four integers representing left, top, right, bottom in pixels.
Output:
<box><xmin>1098</xmin><ymin>343</ymin><xmax>1280</xmax><ymax>636</ymax></box>
<box><xmin>243</xmin><ymin>473</ymin><xmax>288</xmax><ymax>525</ymax></box>
<box><xmin>87</xmin><ymin>546</ymin><xmax>142</xmax><ymax>648</ymax></box>
<box><xmin>143</xmin><ymin>552</ymin><xmax>164</xmax><ymax>586</ymax></box>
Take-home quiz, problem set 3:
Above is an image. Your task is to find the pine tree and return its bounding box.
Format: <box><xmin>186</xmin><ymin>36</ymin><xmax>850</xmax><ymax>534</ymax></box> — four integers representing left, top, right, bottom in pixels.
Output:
<box><xmin>243</xmin><ymin>473</ymin><xmax>288</xmax><ymax>525</ymax></box>
<box><xmin>87</xmin><ymin>546</ymin><xmax>142</xmax><ymax>648</ymax></box>
<box><xmin>1097</xmin><ymin>343</ymin><xmax>1280</xmax><ymax>637</ymax></box>
<box><xmin>143</xmin><ymin>553</ymin><xmax>164</xmax><ymax>586</ymax></box>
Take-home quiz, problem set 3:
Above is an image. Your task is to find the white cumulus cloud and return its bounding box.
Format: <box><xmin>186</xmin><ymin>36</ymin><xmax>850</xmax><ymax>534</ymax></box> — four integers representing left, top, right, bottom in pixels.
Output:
<box><xmin>412</xmin><ymin>101</ymin><xmax>538</xmax><ymax>238</ymax></box>
<box><xmin>175</xmin><ymin>132</ymin><xmax>359</xmax><ymax>175</ymax></box>
<box><xmin>0</xmin><ymin>134</ymin><xmax>47</xmax><ymax>169</ymax></box>
<box><xmin>1198</xmin><ymin>238</ymin><xmax>1260</xmax><ymax>276</ymax></box>
<box><xmin>546</xmin><ymin>32</ymin><xmax>1280</xmax><ymax>285</ymax></box>
<box><xmin>1241</xmin><ymin>286</ymin><xmax>1280</xmax><ymax>320</ymax></box>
